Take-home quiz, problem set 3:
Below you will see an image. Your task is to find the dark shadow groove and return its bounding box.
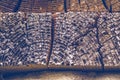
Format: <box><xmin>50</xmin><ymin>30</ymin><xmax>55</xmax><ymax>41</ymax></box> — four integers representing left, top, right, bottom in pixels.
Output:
<box><xmin>101</xmin><ymin>0</ymin><xmax>112</xmax><ymax>12</ymax></box>
<box><xmin>47</xmin><ymin>18</ymin><xmax>55</xmax><ymax>66</ymax></box>
<box><xmin>94</xmin><ymin>15</ymin><xmax>104</xmax><ymax>71</ymax></box>
<box><xmin>2</xmin><ymin>68</ymin><xmax>120</xmax><ymax>76</ymax></box>
<box><xmin>64</xmin><ymin>0</ymin><xmax>67</xmax><ymax>12</ymax></box>
<box><xmin>13</xmin><ymin>0</ymin><xmax>22</xmax><ymax>12</ymax></box>
<box><xmin>78</xmin><ymin>0</ymin><xmax>81</xmax><ymax>5</ymax></box>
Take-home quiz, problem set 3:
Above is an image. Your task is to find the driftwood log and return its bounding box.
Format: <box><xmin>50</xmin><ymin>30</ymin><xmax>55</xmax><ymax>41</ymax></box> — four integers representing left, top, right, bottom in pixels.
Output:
<box><xmin>0</xmin><ymin>12</ymin><xmax>119</xmax><ymax>72</ymax></box>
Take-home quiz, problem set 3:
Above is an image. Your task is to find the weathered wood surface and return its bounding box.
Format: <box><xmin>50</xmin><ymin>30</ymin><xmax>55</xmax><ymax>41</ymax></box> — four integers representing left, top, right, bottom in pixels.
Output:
<box><xmin>0</xmin><ymin>0</ymin><xmax>120</xmax><ymax>12</ymax></box>
<box><xmin>0</xmin><ymin>12</ymin><xmax>119</xmax><ymax>72</ymax></box>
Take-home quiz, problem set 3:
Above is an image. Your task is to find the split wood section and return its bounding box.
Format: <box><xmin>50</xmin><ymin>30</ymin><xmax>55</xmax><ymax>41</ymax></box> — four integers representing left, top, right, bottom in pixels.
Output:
<box><xmin>0</xmin><ymin>12</ymin><xmax>119</xmax><ymax>72</ymax></box>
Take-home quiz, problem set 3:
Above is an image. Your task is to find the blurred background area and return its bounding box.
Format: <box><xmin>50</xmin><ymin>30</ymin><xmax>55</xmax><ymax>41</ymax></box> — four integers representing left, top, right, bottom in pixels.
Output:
<box><xmin>1</xmin><ymin>70</ymin><xmax>120</xmax><ymax>80</ymax></box>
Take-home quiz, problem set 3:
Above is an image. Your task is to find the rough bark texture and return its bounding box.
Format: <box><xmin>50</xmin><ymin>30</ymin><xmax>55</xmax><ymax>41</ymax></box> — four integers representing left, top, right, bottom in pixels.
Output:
<box><xmin>0</xmin><ymin>12</ymin><xmax>119</xmax><ymax>72</ymax></box>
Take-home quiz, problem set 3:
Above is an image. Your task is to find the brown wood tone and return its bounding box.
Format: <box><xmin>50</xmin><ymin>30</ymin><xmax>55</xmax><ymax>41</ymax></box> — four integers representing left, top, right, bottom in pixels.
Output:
<box><xmin>0</xmin><ymin>0</ymin><xmax>120</xmax><ymax>13</ymax></box>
